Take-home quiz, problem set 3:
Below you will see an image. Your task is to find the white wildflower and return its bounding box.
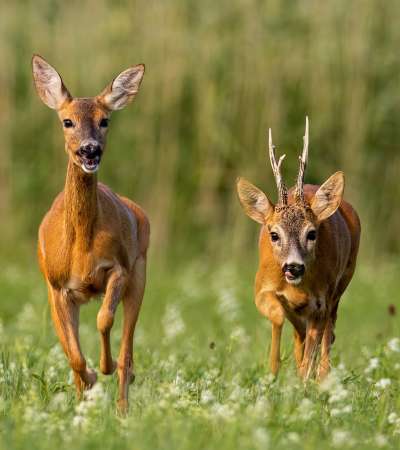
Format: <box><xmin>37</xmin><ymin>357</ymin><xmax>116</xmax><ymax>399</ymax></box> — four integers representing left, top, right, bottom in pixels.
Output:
<box><xmin>375</xmin><ymin>378</ymin><xmax>391</xmax><ymax>389</ymax></box>
<box><xmin>297</xmin><ymin>398</ymin><xmax>314</xmax><ymax>420</ymax></box>
<box><xmin>253</xmin><ymin>428</ymin><xmax>270</xmax><ymax>449</ymax></box>
<box><xmin>229</xmin><ymin>384</ymin><xmax>247</xmax><ymax>403</ymax></box>
<box><xmin>216</xmin><ymin>288</ymin><xmax>239</xmax><ymax>323</ymax></box>
<box><xmin>200</xmin><ymin>389</ymin><xmax>215</xmax><ymax>404</ymax></box>
<box><xmin>162</xmin><ymin>304</ymin><xmax>186</xmax><ymax>341</ymax></box>
<box><xmin>375</xmin><ymin>434</ymin><xmax>388</xmax><ymax>447</ymax></box>
<box><xmin>211</xmin><ymin>403</ymin><xmax>235</xmax><ymax>420</ymax></box>
<box><xmin>72</xmin><ymin>414</ymin><xmax>87</xmax><ymax>428</ymax></box>
<box><xmin>328</xmin><ymin>385</ymin><xmax>348</xmax><ymax>403</ymax></box>
<box><xmin>247</xmin><ymin>397</ymin><xmax>270</xmax><ymax>417</ymax></box>
<box><xmin>287</xmin><ymin>432</ymin><xmax>300</xmax><ymax>443</ymax></box>
<box><xmin>365</xmin><ymin>357</ymin><xmax>379</xmax><ymax>374</ymax></box>
<box><xmin>17</xmin><ymin>303</ymin><xmax>37</xmax><ymax>330</ymax></box>
<box><xmin>319</xmin><ymin>370</ymin><xmax>341</xmax><ymax>392</ymax></box>
<box><xmin>331</xmin><ymin>429</ymin><xmax>354</xmax><ymax>448</ymax></box>
<box><xmin>387</xmin><ymin>338</ymin><xmax>400</xmax><ymax>353</ymax></box>
<box><xmin>388</xmin><ymin>412</ymin><xmax>399</xmax><ymax>424</ymax></box>
<box><xmin>230</xmin><ymin>326</ymin><xmax>250</xmax><ymax>345</ymax></box>
<box><xmin>49</xmin><ymin>392</ymin><xmax>68</xmax><ymax>412</ymax></box>
<box><xmin>330</xmin><ymin>405</ymin><xmax>352</xmax><ymax>417</ymax></box>
<box><xmin>342</xmin><ymin>405</ymin><xmax>352</xmax><ymax>414</ymax></box>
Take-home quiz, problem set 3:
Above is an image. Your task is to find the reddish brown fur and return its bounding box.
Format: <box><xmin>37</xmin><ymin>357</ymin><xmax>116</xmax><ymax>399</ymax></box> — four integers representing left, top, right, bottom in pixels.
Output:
<box><xmin>33</xmin><ymin>55</ymin><xmax>148</xmax><ymax>412</ymax></box>
<box><xmin>237</xmin><ymin>121</ymin><xmax>361</xmax><ymax>380</ymax></box>
<box><xmin>253</xmin><ymin>185</ymin><xmax>360</xmax><ymax>379</ymax></box>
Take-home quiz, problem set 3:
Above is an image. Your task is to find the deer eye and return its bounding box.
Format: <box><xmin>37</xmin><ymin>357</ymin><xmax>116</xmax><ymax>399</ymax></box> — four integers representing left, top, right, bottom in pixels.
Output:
<box><xmin>63</xmin><ymin>119</ymin><xmax>74</xmax><ymax>128</ymax></box>
<box><xmin>307</xmin><ymin>230</ymin><xmax>317</xmax><ymax>241</ymax></box>
<box><xmin>99</xmin><ymin>118</ymin><xmax>109</xmax><ymax>128</ymax></box>
<box><xmin>270</xmin><ymin>232</ymin><xmax>280</xmax><ymax>242</ymax></box>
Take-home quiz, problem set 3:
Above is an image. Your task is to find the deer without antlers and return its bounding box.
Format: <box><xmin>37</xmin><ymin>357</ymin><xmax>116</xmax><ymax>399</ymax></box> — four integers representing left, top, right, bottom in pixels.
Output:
<box><xmin>237</xmin><ymin>118</ymin><xmax>360</xmax><ymax>380</ymax></box>
<box><xmin>32</xmin><ymin>55</ymin><xmax>149</xmax><ymax>412</ymax></box>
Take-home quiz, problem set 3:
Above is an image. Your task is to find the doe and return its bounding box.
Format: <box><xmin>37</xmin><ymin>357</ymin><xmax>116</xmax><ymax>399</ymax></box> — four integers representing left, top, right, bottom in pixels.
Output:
<box><xmin>32</xmin><ymin>55</ymin><xmax>149</xmax><ymax>412</ymax></box>
<box><xmin>236</xmin><ymin>118</ymin><xmax>360</xmax><ymax>380</ymax></box>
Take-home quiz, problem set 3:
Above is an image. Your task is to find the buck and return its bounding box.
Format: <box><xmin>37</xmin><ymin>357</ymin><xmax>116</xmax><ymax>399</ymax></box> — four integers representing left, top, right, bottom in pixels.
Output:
<box><xmin>32</xmin><ymin>55</ymin><xmax>149</xmax><ymax>412</ymax></box>
<box><xmin>236</xmin><ymin>118</ymin><xmax>360</xmax><ymax>380</ymax></box>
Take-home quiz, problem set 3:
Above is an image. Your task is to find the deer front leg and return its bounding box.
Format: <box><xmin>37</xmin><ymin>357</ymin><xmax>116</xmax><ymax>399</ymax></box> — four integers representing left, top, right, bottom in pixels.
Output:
<box><xmin>47</xmin><ymin>284</ymin><xmax>96</xmax><ymax>395</ymax></box>
<box><xmin>117</xmin><ymin>255</ymin><xmax>146</xmax><ymax>414</ymax></box>
<box><xmin>318</xmin><ymin>317</ymin><xmax>333</xmax><ymax>381</ymax></box>
<box><xmin>299</xmin><ymin>318</ymin><xmax>324</xmax><ymax>381</ymax></box>
<box><xmin>293</xmin><ymin>329</ymin><xmax>305</xmax><ymax>374</ymax></box>
<box><xmin>97</xmin><ymin>267</ymin><xmax>127</xmax><ymax>375</ymax></box>
<box><xmin>255</xmin><ymin>291</ymin><xmax>285</xmax><ymax>376</ymax></box>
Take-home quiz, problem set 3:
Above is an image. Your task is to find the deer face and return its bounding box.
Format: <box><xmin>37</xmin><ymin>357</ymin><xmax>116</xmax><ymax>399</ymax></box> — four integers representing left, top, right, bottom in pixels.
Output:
<box><xmin>237</xmin><ymin>174</ymin><xmax>344</xmax><ymax>284</ymax></box>
<box><xmin>32</xmin><ymin>55</ymin><xmax>145</xmax><ymax>174</ymax></box>
<box><xmin>237</xmin><ymin>119</ymin><xmax>344</xmax><ymax>285</ymax></box>
<box><xmin>57</xmin><ymin>99</ymin><xmax>110</xmax><ymax>173</ymax></box>
<box><xmin>265</xmin><ymin>205</ymin><xmax>317</xmax><ymax>284</ymax></box>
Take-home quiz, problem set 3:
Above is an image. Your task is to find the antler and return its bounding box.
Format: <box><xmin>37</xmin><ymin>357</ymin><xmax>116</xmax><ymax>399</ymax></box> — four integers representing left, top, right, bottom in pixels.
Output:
<box><xmin>268</xmin><ymin>128</ymin><xmax>288</xmax><ymax>206</ymax></box>
<box><xmin>294</xmin><ymin>116</ymin><xmax>309</xmax><ymax>204</ymax></box>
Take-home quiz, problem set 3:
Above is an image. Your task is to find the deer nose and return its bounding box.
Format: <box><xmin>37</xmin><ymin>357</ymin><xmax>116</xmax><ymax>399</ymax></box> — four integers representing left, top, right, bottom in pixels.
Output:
<box><xmin>283</xmin><ymin>263</ymin><xmax>305</xmax><ymax>278</ymax></box>
<box><xmin>79</xmin><ymin>142</ymin><xmax>101</xmax><ymax>158</ymax></box>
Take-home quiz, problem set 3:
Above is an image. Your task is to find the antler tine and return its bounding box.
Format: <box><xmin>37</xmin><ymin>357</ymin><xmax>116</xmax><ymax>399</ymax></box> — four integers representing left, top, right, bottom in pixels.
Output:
<box><xmin>268</xmin><ymin>128</ymin><xmax>288</xmax><ymax>206</ymax></box>
<box><xmin>295</xmin><ymin>116</ymin><xmax>309</xmax><ymax>203</ymax></box>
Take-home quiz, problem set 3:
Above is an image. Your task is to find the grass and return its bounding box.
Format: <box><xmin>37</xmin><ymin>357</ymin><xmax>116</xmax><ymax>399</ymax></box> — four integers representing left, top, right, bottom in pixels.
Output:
<box><xmin>0</xmin><ymin>257</ymin><xmax>399</xmax><ymax>450</ymax></box>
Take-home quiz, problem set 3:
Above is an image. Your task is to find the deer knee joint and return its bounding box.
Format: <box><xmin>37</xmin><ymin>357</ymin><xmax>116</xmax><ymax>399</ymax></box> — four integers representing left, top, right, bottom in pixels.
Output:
<box><xmin>97</xmin><ymin>308</ymin><xmax>114</xmax><ymax>334</ymax></box>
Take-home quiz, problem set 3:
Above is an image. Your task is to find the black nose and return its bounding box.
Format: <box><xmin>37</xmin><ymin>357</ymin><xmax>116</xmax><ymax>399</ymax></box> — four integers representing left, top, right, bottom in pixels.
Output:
<box><xmin>79</xmin><ymin>143</ymin><xmax>101</xmax><ymax>158</ymax></box>
<box><xmin>283</xmin><ymin>263</ymin><xmax>305</xmax><ymax>277</ymax></box>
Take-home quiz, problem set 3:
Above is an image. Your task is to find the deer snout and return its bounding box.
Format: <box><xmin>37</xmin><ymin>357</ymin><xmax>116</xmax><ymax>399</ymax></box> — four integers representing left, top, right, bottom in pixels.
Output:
<box><xmin>77</xmin><ymin>140</ymin><xmax>103</xmax><ymax>173</ymax></box>
<box><xmin>283</xmin><ymin>263</ymin><xmax>305</xmax><ymax>279</ymax></box>
<box><xmin>78</xmin><ymin>141</ymin><xmax>102</xmax><ymax>158</ymax></box>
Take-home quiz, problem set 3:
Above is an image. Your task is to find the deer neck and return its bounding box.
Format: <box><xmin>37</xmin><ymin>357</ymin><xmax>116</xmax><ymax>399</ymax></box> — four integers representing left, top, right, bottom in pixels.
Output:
<box><xmin>64</xmin><ymin>159</ymin><xmax>98</xmax><ymax>247</ymax></box>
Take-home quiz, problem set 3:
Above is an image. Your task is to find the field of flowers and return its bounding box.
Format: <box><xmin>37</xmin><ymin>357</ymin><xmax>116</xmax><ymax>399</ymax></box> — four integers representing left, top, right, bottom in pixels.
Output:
<box><xmin>0</xmin><ymin>258</ymin><xmax>399</xmax><ymax>450</ymax></box>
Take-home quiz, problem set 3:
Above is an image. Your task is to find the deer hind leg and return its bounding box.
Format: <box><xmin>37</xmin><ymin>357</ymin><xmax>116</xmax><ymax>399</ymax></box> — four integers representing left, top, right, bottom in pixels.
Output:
<box><xmin>47</xmin><ymin>284</ymin><xmax>96</xmax><ymax>395</ymax></box>
<box><xmin>299</xmin><ymin>318</ymin><xmax>324</xmax><ymax>381</ymax></box>
<box><xmin>255</xmin><ymin>291</ymin><xmax>285</xmax><ymax>376</ymax></box>
<box><xmin>97</xmin><ymin>267</ymin><xmax>127</xmax><ymax>375</ymax></box>
<box><xmin>117</xmin><ymin>255</ymin><xmax>146</xmax><ymax>414</ymax></box>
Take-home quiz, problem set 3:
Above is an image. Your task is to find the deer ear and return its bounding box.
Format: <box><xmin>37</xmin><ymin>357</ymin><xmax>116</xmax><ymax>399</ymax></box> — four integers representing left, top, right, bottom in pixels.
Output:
<box><xmin>236</xmin><ymin>177</ymin><xmax>273</xmax><ymax>224</ymax></box>
<box><xmin>98</xmin><ymin>64</ymin><xmax>145</xmax><ymax>111</ymax></box>
<box><xmin>32</xmin><ymin>55</ymin><xmax>71</xmax><ymax>110</ymax></box>
<box><xmin>311</xmin><ymin>171</ymin><xmax>345</xmax><ymax>222</ymax></box>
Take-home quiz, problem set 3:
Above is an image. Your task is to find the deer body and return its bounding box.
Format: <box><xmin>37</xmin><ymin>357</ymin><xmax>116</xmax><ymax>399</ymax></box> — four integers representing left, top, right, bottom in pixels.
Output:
<box><xmin>32</xmin><ymin>55</ymin><xmax>149</xmax><ymax>412</ymax></box>
<box><xmin>237</xmin><ymin>119</ymin><xmax>360</xmax><ymax>380</ymax></box>
<box><xmin>39</xmin><ymin>176</ymin><xmax>141</xmax><ymax>301</ymax></box>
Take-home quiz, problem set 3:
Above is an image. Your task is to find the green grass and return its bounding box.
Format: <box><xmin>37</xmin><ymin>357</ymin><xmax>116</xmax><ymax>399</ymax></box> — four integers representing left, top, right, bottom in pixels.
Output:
<box><xmin>0</xmin><ymin>258</ymin><xmax>399</xmax><ymax>449</ymax></box>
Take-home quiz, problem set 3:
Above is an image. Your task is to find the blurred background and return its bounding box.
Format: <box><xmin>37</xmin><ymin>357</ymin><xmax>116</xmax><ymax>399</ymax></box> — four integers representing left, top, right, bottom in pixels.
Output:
<box><xmin>0</xmin><ymin>0</ymin><xmax>400</xmax><ymax>264</ymax></box>
<box><xmin>0</xmin><ymin>5</ymin><xmax>400</xmax><ymax>448</ymax></box>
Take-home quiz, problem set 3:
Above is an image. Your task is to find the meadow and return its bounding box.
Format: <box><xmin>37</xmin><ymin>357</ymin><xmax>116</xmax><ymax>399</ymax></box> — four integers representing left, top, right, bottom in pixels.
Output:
<box><xmin>0</xmin><ymin>257</ymin><xmax>399</xmax><ymax>450</ymax></box>
<box><xmin>1</xmin><ymin>0</ymin><xmax>400</xmax><ymax>449</ymax></box>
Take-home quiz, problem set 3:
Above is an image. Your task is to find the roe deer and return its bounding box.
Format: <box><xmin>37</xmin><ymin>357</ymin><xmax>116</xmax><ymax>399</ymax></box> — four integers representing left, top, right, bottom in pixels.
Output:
<box><xmin>236</xmin><ymin>118</ymin><xmax>360</xmax><ymax>380</ymax></box>
<box><xmin>32</xmin><ymin>55</ymin><xmax>149</xmax><ymax>412</ymax></box>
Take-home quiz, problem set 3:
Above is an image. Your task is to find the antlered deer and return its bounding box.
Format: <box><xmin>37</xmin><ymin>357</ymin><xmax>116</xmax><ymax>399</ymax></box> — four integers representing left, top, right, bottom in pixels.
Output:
<box><xmin>236</xmin><ymin>118</ymin><xmax>360</xmax><ymax>380</ymax></box>
<box><xmin>32</xmin><ymin>55</ymin><xmax>149</xmax><ymax>412</ymax></box>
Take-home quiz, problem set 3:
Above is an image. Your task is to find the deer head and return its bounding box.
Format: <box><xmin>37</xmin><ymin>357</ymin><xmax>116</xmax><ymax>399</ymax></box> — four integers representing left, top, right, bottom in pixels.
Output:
<box><xmin>32</xmin><ymin>55</ymin><xmax>145</xmax><ymax>174</ymax></box>
<box><xmin>237</xmin><ymin>118</ymin><xmax>345</xmax><ymax>285</ymax></box>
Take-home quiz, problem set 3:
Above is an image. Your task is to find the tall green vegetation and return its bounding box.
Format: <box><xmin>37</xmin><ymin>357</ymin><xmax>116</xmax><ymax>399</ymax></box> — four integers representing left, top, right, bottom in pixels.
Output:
<box><xmin>1</xmin><ymin>0</ymin><xmax>400</xmax><ymax>261</ymax></box>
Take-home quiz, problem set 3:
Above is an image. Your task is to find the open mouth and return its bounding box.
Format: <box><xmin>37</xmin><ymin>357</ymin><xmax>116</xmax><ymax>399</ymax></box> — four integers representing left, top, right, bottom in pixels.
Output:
<box><xmin>80</xmin><ymin>156</ymin><xmax>101</xmax><ymax>173</ymax></box>
<box><xmin>284</xmin><ymin>271</ymin><xmax>302</xmax><ymax>285</ymax></box>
